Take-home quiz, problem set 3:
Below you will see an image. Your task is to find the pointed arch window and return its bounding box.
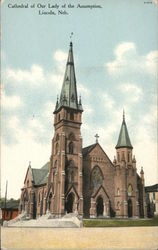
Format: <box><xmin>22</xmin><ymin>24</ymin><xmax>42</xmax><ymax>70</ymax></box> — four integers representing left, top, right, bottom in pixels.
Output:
<box><xmin>69</xmin><ymin>142</ymin><xmax>74</xmax><ymax>154</ymax></box>
<box><xmin>117</xmin><ymin>188</ymin><xmax>120</xmax><ymax>196</ymax></box>
<box><xmin>56</xmin><ymin>134</ymin><xmax>59</xmax><ymax>141</ymax></box>
<box><xmin>69</xmin><ymin>160</ymin><xmax>74</xmax><ymax>167</ymax></box>
<box><xmin>91</xmin><ymin>166</ymin><xmax>103</xmax><ymax>190</ymax></box>
<box><xmin>70</xmin><ymin>112</ymin><xmax>74</xmax><ymax>120</ymax></box>
<box><xmin>128</xmin><ymin>184</ymin><xmax>133</xmax><ymax>196</ymax></box>
<box><xmin>128</xmin><ymin>152</ymin><xmax>130</xmax><ymax>162</ymax></box>
<box><xmin>54</xmin><ymin>160</ymin><xmax>57</xmax><ymax>169</ymax></box>
<box><xmin>117</xmin><ymin>152</ymin><xmax>120</xmax><ymax>162</ymax></box>
<box><xmin>122</xmin><ymin>151</ymin><xmax>125</xmax><ymax>160</ymax></box>
<box><xmin>117</xmin><ymin>201</ymin><xmax>120</xmax><ymax>210</ymax></box>
<box><xmin>38</xmin><ymin>193</ymin><xmax>41</xmax><ymax>203</ymax></box>
<box><xmin>48</xmin><ymin>193</ymin><xmax>52</xmax><ymax>210</ymax></box>
<box><xmin>56</xmin><ymin>143</ymin><xmax>59</xmax><ymax>154</ymax></box>
<box><xmin>68</xmin><ymin>132</ymin><xmax>75</xmax><ymax>141</ymax></box>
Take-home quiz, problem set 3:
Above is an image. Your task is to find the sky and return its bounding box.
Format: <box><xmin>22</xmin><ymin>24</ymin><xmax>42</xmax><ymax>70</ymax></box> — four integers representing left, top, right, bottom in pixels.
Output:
<box><xmin>1</xmin><ymin>0</ymin><xmax>158</xmax><ymax>199</ymax></box>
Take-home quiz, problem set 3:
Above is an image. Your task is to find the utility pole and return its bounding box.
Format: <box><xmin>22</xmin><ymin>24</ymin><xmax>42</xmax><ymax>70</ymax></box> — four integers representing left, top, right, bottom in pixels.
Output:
<box><xmin>4</xmin><ymin>180</ymin><xmax>8</xmax><ymax>222</ymax></box>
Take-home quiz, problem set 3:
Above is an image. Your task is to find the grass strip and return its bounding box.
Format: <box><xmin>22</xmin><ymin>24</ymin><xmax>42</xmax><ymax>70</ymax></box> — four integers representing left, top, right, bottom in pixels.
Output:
<box><xmin>83</xmin><ymin>217</ymin><xmax>158</xmax><ymax>227</ymax></box>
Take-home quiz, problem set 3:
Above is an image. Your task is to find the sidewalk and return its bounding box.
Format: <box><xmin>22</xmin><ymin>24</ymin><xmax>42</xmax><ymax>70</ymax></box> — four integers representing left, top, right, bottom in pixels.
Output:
<box><xmin>1</xmin><ymin>226</ymin><xmax>158</xmax><ymax>250</ymax></box>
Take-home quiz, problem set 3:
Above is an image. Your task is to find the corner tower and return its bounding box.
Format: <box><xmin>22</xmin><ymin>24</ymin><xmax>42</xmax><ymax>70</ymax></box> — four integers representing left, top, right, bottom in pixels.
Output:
<box><xmin>113</xmin><ymin>112</ymin><xmax>139</xmax><ymax>218</ymax></box>
<box><xmin>115</xmin><ymin>111</ymin><xmax>133</xmax><ymax>164</ymax></box>
<box><xmin>48</xmin><ymin>42</ymin><xmax>83</xmax><ymax>217</ymax></box>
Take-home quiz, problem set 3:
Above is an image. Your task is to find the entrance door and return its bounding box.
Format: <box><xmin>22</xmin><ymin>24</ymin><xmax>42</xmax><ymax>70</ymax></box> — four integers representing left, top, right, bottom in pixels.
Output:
<box><xmin>33</xmin><ymin>193</ymin><xmax>36</xmax><ymax>219</ymax></box>
<box><xmin>96</xmin><ymin>196</ymin><xmax>103</xmax><ymax>217</ymax></box>
<box><xmin>65</xmin><ymin>193</ymin><xmax>74</xmax><ymax>213</ymax></box>
<box><xmin>128</xmin><ymin>199</ymin><xmax>133</xmax><ymax>217</ymax></box>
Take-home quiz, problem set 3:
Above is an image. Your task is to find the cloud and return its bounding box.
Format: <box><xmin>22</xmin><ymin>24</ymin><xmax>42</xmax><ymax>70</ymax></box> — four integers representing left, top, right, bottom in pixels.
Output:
<box><xmin>114</xmin><ymin>42</ymin><xmax>136</xmax><ymax>59</ymax></box>
<box><xmin>6</xmin><ymin>64</ymin><xmax>45</xmax><ymax>85</ymax></box>
<box><xmin>53</xmin><ymin>50</ymin><xmax>67</xmax><ymax>74</ymax></box>
<box><xmin>4</xmin><ymin>49</ymin><xmax>67</xmax><ymax>91</ymax></box>
<box><xmin>1</xmin><ymin>135</ymin><xmax>50</xmax><ymax>199</ymax></box>
<box><xmin>28</xmin><ymin>118</ymin><xmax>45</xmax><ymax>134</ymax></box>
<box><xmin>143</xmin><ymin>104</ymin><xmax>157</xmax><ymax>126</ymax></box>
<box><xmin>2</xmin><ymin>90</ymin><xmax>23</xmax><ymax>109</ymax></box>
<box><xmin>54</xmin><ymin>50</ymin><xmax>67</xmax><ymax>63</ymax></box>
<box><xmin>83</xmin><ymin>104</ymin><xmax>93</xmax><ymax>114</ymax></box>
<box><xmin>2</xmin><ymin>49</ymin><xmax>69</xmax><ymax>146</ymax></box>
<box><xmin>42</xmin><ymin>101</ymin><xmax>55</xmax><ymax>118</ymax></box>
<box><xmin>118</xmin><ymin>83</ymin><xmax>143</xmax><ymax>103</ymax></box>
<box><xmin>103</xmin><ymin>93</ymin><xmax>115</xmax><ymax>109</ymax></box>
<box><xmin>106</xmin><ymin>42</ymin><xmax>158</xmax><ymax>76</ymax></box>
<box><xmin>145</xmin><ymin>50</ymin><xmax>158</xmax><ymax>75</ymax></box>
<box><xmin>78</xmin><ymin>83</ymin><xmax>91</xmax><ymax>97</ymax></box>
<box><xmin>7</xmin><ymin>116</ymin><xmax>20</xmax><ymax>133</ymax></box>
<box><xmin>134</xmin><ymin>125</ymin><xmax>157</xmax><ymax>186</ymax></box>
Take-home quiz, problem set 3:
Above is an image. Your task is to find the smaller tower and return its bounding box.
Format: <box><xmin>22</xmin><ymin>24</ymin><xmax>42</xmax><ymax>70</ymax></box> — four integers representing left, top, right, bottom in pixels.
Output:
<box><xmin>115</xmin><ymin>111</ymin><xmax>133</xmax><ymax>164</ymax></box>
<box><xmin>139</xmin><ymin>167</ymin><xmax>147</xmax><ymax>217</ymax></box>
<box><xmin>114</xmin><ymin>111</ymin><xmax>139</xmax><ymax>218</ymax></box>
<box><xmin>140</xmin><ymin>167</ymin><xmax>144</xmax><ymax>186</ymax></box>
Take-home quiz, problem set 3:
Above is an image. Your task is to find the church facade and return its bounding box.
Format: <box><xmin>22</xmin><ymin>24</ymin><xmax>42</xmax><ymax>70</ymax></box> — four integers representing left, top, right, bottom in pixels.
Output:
<box><xmin>19</xmin><ymin>42</ymin><xmax>147</xmax><ymax>219</ymax></box>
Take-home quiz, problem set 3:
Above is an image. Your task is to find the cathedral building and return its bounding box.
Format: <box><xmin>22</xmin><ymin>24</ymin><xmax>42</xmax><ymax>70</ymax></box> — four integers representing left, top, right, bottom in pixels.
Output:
<box><xmin>19</xmin><ymin>42</ymin><xmax>147</xmax><ymax>219</ymax></box>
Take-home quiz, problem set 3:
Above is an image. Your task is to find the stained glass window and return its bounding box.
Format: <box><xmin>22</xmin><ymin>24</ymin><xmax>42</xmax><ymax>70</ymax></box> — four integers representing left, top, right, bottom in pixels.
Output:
<box><xmin>91</xmin><ymin>166</ymin><xmax>103</xmax><ymax>190</ymax></box>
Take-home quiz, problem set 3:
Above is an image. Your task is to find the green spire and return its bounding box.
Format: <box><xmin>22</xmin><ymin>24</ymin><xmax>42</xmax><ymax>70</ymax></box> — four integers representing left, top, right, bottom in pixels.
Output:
<box><xmin>115</xmin><ymin>111</ymin><xmax>133</xmax><ymax>149</ymax></box>
<box><xmin>54</xmin><ymin>42</ymin><xmax>82</xmax><ymax>112</ymax></box>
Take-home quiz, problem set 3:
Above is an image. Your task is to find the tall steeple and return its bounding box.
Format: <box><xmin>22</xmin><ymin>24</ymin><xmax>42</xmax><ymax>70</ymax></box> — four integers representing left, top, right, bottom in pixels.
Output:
<box><xmin>54</xmin><ymin>42</ymin><xmax>82</xmax><ymax>112</ymax></box>
<box><xmin>49</xmin><ymin>41</ymin><xmax>83</xmax><ymax>217</ymax></box>
<box><xmin>116</xmin><ymin>111</ymin><xmax>133</xmax><ymax>149</ymax></box>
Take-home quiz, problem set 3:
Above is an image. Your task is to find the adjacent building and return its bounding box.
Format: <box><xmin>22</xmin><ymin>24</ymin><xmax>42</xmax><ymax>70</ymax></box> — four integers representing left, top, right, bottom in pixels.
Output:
<box><xmin>1</xmin><ymin>199</ymin><xmax>19</xmax><ymax>223</ymax></box>
<box><xmin>145</xmin><ymin>184</ymin><xmax>158</xmax><ymax>217</ymax></box>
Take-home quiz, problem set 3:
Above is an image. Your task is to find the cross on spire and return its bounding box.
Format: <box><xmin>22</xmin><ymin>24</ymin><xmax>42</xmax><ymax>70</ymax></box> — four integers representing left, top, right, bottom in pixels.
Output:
<box><xmin>123</xmin><ymin>109</ymin><xmax>125</xmax><ymax>122</ymax></box>
<box><xmin>95</xmin><ymin>134</ymin><xmax>99</xmax><ymax>143</ymax></box>
<box><xmin>70</xmin><ymin>32</ymin><xmax>73</xmax><ymax>42</ymax></box>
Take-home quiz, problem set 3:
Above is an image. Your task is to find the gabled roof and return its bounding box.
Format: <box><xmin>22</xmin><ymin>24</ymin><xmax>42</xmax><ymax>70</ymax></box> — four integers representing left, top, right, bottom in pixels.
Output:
<box><xmin>116</xmin><ymin>114</ymin><xmax>133</xmax><ymax>149</ymax></box>
<box><xmin>82</xmin><ymin>143</ymin><xmax>114</xmax><ymax>166</ymax></box>
<box><xmin>0</xmin><ymin>199</ymin><xmax>20</xmax><ymax>209</ymax></box>
<box><xmin>54</xmin><ymin>42</ymin><xmax>83</xmax><ymax>113</ymax></box>
<box><xmin>65</xmin><ymin>184</ymin><xmax>79</xmax><ymax>199</ymax></box>
<box><xmin>31</xmin><ymin>162</ymin><xmax>49</xmax><ymax>186</ymax></box>
<box><xmin>41</xmin><ymin>161</ymin><xmax>50</xmax><ymax>170</ymax></box>
<box><xmin>92</xmin><ymin>185</ymin><xmax>110</xmax><ymax>199</ymax></box>
<box><xmin>82</xmin><ymin>143</ymin><xmax>97</xmax><ymax>157</ymax></box>
<box><xmin>145</xmin><ymin>184</ymin><xmax>158</xmax><ymax>192</ymax></box>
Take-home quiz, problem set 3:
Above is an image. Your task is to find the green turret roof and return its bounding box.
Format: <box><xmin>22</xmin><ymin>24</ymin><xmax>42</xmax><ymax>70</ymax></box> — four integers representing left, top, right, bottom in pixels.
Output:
<box><xmin>116</xmin><ymin>112</ymin><xmax>133</xmax><ymax>149</ymax></box>
<box><xmin>54</xmin><ymin>42</ymin><xmax>83</xmax><ymax>112</ymax></box>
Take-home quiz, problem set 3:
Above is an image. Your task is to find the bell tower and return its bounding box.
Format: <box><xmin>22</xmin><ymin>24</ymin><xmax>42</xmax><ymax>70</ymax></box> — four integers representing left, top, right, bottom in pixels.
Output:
<box><xmin>48</xmin><ymin>42</ymin><xmax>83</xmax><ymax>217</ymax></box>
<box><xmin>115</xmin><ymin>111</ymin><xmax>133</xmax><ymax>164</ymax></box>
<box><xmin>113</xmin><ymin>111</ymin><xmax>139</xmax><ymax>218</ymax></box>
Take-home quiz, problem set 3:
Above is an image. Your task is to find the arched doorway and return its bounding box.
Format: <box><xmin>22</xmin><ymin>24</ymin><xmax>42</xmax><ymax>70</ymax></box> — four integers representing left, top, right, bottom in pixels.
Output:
<box><xmin>65</xmin><ymin>193</ymin><xmax>74</xmax><ymax>213</ymax></box>
<box><xmin>128</xmin><ymin>199</ymin><xmax>133</xmax><ymax>217</ymax></box>
<box><xmin>47</xmin><ymin>193</ymin><xmax>52</xmax><ymax>211</ymax></box>
<box><xmin>96</xmin><ymin>196</ymin><xmax>104</xmax><ymax>217</ymax></box>
<box><xmin>33</xmin><ymin>193</ymin><xmax>36</xmax><ymax>219</ymax></box>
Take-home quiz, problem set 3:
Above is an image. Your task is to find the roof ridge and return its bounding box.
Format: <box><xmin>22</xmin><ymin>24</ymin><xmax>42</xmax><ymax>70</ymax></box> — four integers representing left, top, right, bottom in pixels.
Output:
<box><xmin>82</xmin><ymin>143</ymin><xmax>97</xmax><ymax>150</ymax></box>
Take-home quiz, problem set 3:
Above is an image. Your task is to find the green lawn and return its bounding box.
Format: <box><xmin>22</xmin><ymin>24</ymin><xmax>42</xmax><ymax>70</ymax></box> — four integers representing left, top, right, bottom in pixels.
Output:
<box><xmin>83</xmin><ymin>217</ymin><xmax>158</xmax><ymax>227</ymax></box>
